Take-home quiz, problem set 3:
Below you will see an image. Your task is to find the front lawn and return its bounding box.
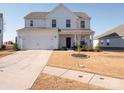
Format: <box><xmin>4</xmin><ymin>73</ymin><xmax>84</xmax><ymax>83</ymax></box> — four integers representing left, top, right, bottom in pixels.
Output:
<box><xmin>0</xmin><ymin>50</ymin><xmax>15</xmax><ymax>58</ymax></box>
<box><xmin>47</xmin><ymin>50</ymin><xmax>124</xmax><ymax>79</ymax></box>
<box><xmin>31</xmin><ymin>73</ymin><xmax>105</xmax><ymax>90</ymax></box>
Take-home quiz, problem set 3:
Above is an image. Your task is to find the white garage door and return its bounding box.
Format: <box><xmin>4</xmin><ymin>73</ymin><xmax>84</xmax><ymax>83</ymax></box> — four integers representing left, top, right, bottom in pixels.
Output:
<box><xmin>22</xmin><ymin>34</ymin><xmax>58</xmax><ymax>50</ymax></box>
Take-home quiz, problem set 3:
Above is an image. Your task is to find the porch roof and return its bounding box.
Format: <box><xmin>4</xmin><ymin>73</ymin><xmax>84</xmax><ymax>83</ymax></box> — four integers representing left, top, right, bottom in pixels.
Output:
<box><xmin>16</xmin><ymin>27</ymin><xmax>58</xmax><ymax>32</ymax></box>
<box><xmin>59</xmin><ymin>29</ymin><xmax>94</xmax><ymax>35</ymax></box>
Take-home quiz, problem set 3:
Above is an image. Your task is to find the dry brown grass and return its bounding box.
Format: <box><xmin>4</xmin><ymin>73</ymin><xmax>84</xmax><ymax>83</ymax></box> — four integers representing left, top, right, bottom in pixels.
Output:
<box><xmin>47</xmin><ymin>50</ymin><xmax>124</xmax><ymax>79</ymax></box>
<box><xmin>31</xmin><ymin>73</ymin><xmax>106</xmax><ymax>90</ymax></box>
<box><xmin>0</xmin><ymin>50</ymin><xmax>15</xmax><ymax>58</ymax></box>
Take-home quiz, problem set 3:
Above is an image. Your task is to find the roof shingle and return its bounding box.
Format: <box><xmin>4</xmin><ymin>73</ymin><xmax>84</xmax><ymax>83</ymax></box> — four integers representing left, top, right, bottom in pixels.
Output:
<box><xmin>95</xmin><ymin>24</ymin><xmax>124</xmax><ymax>39</ymax></box>
<box><xmin>24</xmin><ymin>12</ymin><xmax>91</xmax><ymax>20</ymax></box>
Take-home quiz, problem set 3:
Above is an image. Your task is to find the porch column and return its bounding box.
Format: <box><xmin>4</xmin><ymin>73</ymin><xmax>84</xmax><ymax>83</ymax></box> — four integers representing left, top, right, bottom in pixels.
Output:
<box><xmin>74</xmin><ymin>34</ymin><xmax>77</xmax><ymax>46</ymax></box>
<box><xmin>91</xmin><ymin>33</ymin><xmax>94</xmax><ymax>49</ymax></box>
<box><xmin>77</xmin><ymin>34</ymin><xmax>81</xmax><ymax>53</ymax></box>
<box><xmin>77</xmin><ymin>35</ymin><xmax>81</xmax><ymax>47</ymax></box>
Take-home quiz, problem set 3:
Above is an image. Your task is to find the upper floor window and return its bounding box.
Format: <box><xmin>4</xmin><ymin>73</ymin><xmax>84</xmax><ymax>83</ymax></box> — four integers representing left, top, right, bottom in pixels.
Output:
<box><xmin>80</xmin><ymin>21</ymin><xmax>85</xmax><ymax>28</ymax></box>
<box><xmin>101</xmin><ymin>40</ymin><xmax>103</xmax><ymax>45</ymax></box>
<box><xmin>66</xmin><ymin>19</ymin><xmax>71</xmax><ymax>27</ymax></box>
<box><xmin>52</xmin><ymin>19</ymin><xmax>56</xmax><ymax>28</ymax></box>
<box><xmin>107</xmin><ymin>39</ymin><xmax>110</xmax><ymax>46</ymax></box>
<box><xmin>30</xmin><ymin>20</ymin><xmax>33</xmax><ymax>27</ymax></box>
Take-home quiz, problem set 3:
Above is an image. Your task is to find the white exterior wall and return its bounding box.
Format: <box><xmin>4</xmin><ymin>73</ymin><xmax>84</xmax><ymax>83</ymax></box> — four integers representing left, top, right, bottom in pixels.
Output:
<box><xmin>85</xmin><ymin>20</ymin><xmax>90</xmax><ymax>29</ymax></box>
<box><xmin>93</xmin><ymin>39</ymin><xmax>98</xmax><ymax>49</ymax></box>
<box><xmin>25</xmin><ymin>19</ymin><xmax>45</xmax><ymax>27</ymax></box>
<box><xmin>77</xmin><ymin>19</ymin><xmax>90</xmax><ymax>29</ymax></box>
<box><xmin>25</xmin><ymin>18</ymin><xmax>90</xmax><ymax>29</ymax></box>
<box><xmin>24</xmin><ymin>6</ymin><xmax>90</xmax><ymax>29</ymax></box>
<box><xmin>46</xmin><ymin>6</ymin><xmax>77</xmax><ymax>29</ymax></box>
<box><xmin>99</xmin><ymin>37</ymin><xmax>124</xmax><ymax>48</ymax></box>
<box><xmin>84</xmin><ymin>36</ymin><xmax>91</xmax><ymax>45</ymax></box>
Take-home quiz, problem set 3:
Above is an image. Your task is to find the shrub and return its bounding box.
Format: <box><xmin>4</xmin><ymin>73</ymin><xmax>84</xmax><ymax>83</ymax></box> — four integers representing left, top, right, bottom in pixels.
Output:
<box><xmin>81</xmin><ymin>45</ymin><xmax>86</xmax><ymax>51</ymax></box>
<box><xmin>81</xmin><ymin>45</ymin><xmax>93</xmax><ymax>51</ymax></box>
<box><xmin>13</xmin><ymin>43</ymin><xmax>18</xmax><ymax>51</ymax></box>
<box><xmin>61</xmin><ymin>46</ymin><xmax>67</xmax><ymax>50</ymax></box>
<box><xmin>72</xmin><ymin>46</ymin><xmax>77</xmax><ymax>50</ymax></box>
<box><xmin>86</xmin><ymin>45</ymin><xmax>93</xmax><ymax>51</ymax></box>
<box><xmin>95</xmin><ymin>44</ymin><xmax>101</xmax><ymax>52</ymax></box>
<box><xmin>1</xmin><ymin>45</ymin><xmax>6</xmax><ymax>50</ymax></box>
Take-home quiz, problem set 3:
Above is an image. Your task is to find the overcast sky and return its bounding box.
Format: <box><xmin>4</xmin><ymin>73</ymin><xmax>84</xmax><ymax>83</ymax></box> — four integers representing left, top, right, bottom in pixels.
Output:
<box><xmin>0</xmin><ymin>3</ymin><xmax>124</xmax><ymax>42</ymax></box>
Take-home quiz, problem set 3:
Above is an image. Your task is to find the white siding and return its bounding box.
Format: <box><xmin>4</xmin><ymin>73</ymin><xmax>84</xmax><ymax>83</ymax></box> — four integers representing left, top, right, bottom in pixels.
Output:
<box><xmin>25</xmin><ymin>18</ymin><xmax>90</xmax><ymax>29</ymax></box>
<box><xmin>85</xmin><ymin>20</ymin><xmax>90</xmax><ymax>29</ymax></box>
<box><xmin>46</xmin><ymin>5</ymin><xmax>77</xmax><ymax>29</ymax></box>
<box><xmin>24</xmin><ymin>6</ymin><xmax>90</xmax><ymax>29</ymax></box>
<box><xmin>93</xmin><ymin>39</ymin><xmax>99</xmax><ymax>49</ymax></box>
<box><xmin>77</xmin><ymin>19</ymin><xmax>90</xmax><ymax>29</ymax></box>
<box><xmin>25</xmin><ymin>19</ymin><xmax>45</xmax><ymax>27</ymax></box>
<box><xmin>84</xmin><ymin>36</ymin><xmax>91</xmax><ymax>45</ymax></box>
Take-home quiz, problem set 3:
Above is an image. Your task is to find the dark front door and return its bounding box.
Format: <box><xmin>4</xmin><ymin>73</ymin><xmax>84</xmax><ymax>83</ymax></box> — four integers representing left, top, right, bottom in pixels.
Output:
<box><xmin>66</xmin><ymin>37</ymin><xmax>71</xmax><ymax>48</ymax></box>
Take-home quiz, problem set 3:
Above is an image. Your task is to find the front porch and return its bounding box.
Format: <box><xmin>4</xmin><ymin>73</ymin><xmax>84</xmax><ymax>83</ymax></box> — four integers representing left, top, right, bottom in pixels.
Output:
<box><xmin>58</xmin><ymin>29</ymin><xmax>94</xmax><ymax>49</ymax></box>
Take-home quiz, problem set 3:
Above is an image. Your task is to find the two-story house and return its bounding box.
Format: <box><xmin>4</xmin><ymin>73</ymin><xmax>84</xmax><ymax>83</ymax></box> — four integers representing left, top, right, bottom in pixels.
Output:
<box><xmin>16</xmin><ymin>4</ymin><xmax>94</xmax><ymax>50</ymax></box>
<box><xmin>0</xmin><ymin>13</ymin><xmax>3</xmax><ymax>48</ymax></box>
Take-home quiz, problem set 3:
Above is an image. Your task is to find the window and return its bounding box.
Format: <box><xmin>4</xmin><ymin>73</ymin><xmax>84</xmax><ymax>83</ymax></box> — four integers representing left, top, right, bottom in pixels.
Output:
<box><xmin>101</xmin><ymin>40</ymin><xmax>103</xmax><ymax>45</ymax></box>
<box><xmin>0</xmin><ymin>30</ymin><xmax>1</xmax><ymax>34</ymax></box>
<box><xmin>30</xmin><ymin>20</ymin><xmax>33</xmax><ymax>27</ymax></box>
<box><xmin>80</xmin><ymin>21</ymin><xmax>85</xmax><ymax>28</ymax></box>
<box><xmin>66</xmin><ymin>19</ymin><xmax>71</xmax><ymax>27</ymax></box>
<box><xmin>52</xmin><ymin>19</ymin><xmax>56</xmax><ymax>28</ymax></box>
<box><xmin>107</xmin><ymin>42</ymin><xmax>109</xmax><ymax>46</ymax></box>
<box><xmin>107</xmin><ymin>39</ymin><xmax>110</xmax><ymax>46</ymax></box>
<box><xmin>80</xmin><ymin>41</ymin><xmax>85</xmax><ymax>45</ymax></box>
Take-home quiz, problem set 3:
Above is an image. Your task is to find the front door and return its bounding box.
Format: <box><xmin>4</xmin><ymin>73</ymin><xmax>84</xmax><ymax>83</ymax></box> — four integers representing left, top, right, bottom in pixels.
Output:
<box><xmin>66</xmin><ymin>37</ymin><xmax>71</xmax><ymax>48</ymax></box>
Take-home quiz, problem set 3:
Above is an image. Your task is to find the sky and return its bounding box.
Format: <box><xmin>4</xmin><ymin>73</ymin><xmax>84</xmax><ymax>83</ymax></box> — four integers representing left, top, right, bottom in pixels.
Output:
<box><xmin>0</xmin><ymin>3</ymin><xmax>124</xmax><ymax>42</ymax></box>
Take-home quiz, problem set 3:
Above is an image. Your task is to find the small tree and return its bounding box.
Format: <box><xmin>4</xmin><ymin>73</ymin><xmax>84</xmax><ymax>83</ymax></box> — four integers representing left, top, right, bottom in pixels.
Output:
<box><xmin>13</xmin><ymin>43</ymin><xmax>18</xmax><ymax>51</ymax></box>
<box><xmin>77</xmin><ymin>35</ymin><xmax>81</xmax><ymax>54</ymax></box>
<box><xmin>1</xmin><ymin>45</ymin><xmax>6</xmax><ymax>50</ymax></box>
<box><xmin>95</xmin><ymin>44</ymin><xmax>101</xmax><ymax>52</ymax></box>
<box><xmin>77</xmin><ymin>45</ymin><xmax>81</xmax><ymax>54</ymax></box>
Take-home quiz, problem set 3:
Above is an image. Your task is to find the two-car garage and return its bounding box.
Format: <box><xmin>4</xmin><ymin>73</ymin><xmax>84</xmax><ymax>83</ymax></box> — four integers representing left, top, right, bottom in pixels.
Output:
<box><xmin>17</xmin><ymin>28</ymin><xmax>59</xmax><ymax>50</ymax></box>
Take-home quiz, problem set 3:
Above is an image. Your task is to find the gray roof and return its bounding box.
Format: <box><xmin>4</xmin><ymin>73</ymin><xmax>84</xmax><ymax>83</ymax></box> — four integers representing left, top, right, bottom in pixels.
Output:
<box><xmin>95</xmin><ymin>23</ymin><xmax>124</xmax><ymax>39</ymax></box>
<box><xmin>24</xmin><ymin>12</ymin><xmax>91</xmax><ymax>20</ymax></box>
<box><xmin>24</xmin><ymin>12</ymin><xmax>49</xmax><ymax>19</ymax></box>
<box><xmin>0</xmin><ymin>13</ymin><xmax>3</xmax><ymax>18</ymax></box>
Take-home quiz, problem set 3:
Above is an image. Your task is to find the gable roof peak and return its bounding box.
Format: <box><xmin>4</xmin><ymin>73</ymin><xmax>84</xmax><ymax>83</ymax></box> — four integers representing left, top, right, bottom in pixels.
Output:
<box><xmin>58</xmin><ymin>3</ymin><xmax>64</xmax><ymax>6</ymax></box>
<box><xmin>47</xmin><ymin>3</ymin><xmax>78</xmax><ymax>19</ymax></box>
<box><xmin>95</xmin><ymin>23</ymin><xmax>124</xmax><ymax>39</ymax></box>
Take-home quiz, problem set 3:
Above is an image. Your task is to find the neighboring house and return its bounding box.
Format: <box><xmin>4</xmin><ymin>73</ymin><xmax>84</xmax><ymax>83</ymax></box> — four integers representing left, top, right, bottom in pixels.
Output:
<box><xmin>17</xmin><ymin>4</ymin><xmax>94</xmax><ymax>50</ymax></box>
<box><xmin>0</xmin><ymin>13</ymin><xmax>3</xmax><ymax>48</ymax></box>
<box><xmin>94</xmin><ymin>24</ymin><xmax>124</xmax><ymax>49</ymax></box>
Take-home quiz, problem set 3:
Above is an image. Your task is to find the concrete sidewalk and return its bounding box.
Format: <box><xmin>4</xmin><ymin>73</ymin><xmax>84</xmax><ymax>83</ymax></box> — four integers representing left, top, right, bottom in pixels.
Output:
<box><xmin>0</xmin><ymin>50</ymin><xmax>52</xmax><ymax>90</ymax></box>
<box><xmin>43</xmin><ymin>66</ymin><xmax>124</xmax><ymax>90</ymax></box>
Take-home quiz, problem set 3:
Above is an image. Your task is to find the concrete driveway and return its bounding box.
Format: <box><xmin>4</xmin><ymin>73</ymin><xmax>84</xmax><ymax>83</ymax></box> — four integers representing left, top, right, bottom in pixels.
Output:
<box><xmin>0</xmin><ymin>50</ymin><xmax>52</xmax><ymax>90</ymax></box>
